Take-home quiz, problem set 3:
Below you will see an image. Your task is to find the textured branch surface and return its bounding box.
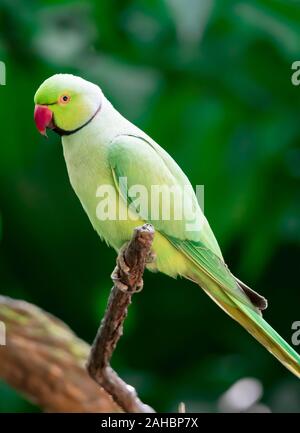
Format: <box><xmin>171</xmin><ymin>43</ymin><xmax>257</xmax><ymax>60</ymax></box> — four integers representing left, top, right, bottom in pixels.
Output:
<box><xmin>0</xmin><ymin>224</ymin><xmax>155</xmax><ymax>413</ymax></box>
<box><xmin>0</xmin><ymin>296</ymin><xmax>120</xmax><ymax>412</ymax></box>
<box><xmin>87</xmin><ymin>223</ymin><xmax>156</xmax><ymax>413</ymax></box>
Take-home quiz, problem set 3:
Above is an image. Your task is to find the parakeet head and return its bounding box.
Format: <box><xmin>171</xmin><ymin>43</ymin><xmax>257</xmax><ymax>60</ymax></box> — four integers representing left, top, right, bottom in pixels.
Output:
<box><xmin>34</xmin><ymin>74</ymin><xmax>102</xmax><ymax>136</ymax></box>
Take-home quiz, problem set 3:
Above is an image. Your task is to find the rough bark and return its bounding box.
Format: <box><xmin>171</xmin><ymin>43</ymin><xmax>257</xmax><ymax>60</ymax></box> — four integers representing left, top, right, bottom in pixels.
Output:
<box><xmin>0</xmin><ymin>296</ymin><xmax>120</xmax><ymax>412</ymax></box>
<box><xmin>0</xmin><ymin>224</ymin><xmax>156</xmax><ymax>413</ymax></box>
<box><xmin>87</xmin><ymin>223</ymin><xmax>155</xmax><ymax>413</ymax></box>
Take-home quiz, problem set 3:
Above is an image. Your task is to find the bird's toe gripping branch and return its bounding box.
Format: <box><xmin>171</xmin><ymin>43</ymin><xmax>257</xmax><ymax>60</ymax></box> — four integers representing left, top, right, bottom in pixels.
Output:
<box><xmin>111</xmin><ymin>224</ymin><xmax>155</xmax><ymax>294</ymax></box>
<box><xmin>111</xmin><ymin>265</ymin><xmax>131</xmax><ymax>293</ymax></box>
<box><xmin>146</xmin><ymin>250</ymin><xmax>157</xmax><ymax>264</ymax></box>
<box><xmin>88</xmin><ymin>224</ymin><xmax>156</xmax><ymax>413</ymax></box>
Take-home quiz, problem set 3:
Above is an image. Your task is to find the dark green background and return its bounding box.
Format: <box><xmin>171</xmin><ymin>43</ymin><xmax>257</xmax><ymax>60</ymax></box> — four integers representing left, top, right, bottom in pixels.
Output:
<box><xmin>0</xmin><ymin>0</ymin><xmax>300</xmax><ymax>412</ymax></box>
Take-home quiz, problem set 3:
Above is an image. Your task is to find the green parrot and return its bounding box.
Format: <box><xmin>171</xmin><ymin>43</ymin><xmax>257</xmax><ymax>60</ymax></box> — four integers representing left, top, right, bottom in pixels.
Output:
<box><xmin>34</xmin><ymin>74</ymin><xmax>300</xmax><ymax>378</ymax></box>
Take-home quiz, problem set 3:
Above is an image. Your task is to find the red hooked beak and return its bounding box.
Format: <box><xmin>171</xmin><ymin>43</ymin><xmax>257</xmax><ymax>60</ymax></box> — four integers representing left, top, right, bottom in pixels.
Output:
<box><xmin>34</xmin><ymin>105</ymin><xmax>53</xmax><ymax>137</ymax></box>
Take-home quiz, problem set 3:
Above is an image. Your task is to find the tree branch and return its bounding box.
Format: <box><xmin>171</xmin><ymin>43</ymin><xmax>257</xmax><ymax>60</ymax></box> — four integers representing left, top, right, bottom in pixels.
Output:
<box><xmin>87</xmin><ymin>223</ymin><xmax>156</xmax><ymax>413</ymax></box>
<box><xmin>0</xmin><ymin>224</ymin><xmax>156</xmax><ymax>412</ymax></box>
<box><xmin>0</xmin><ymin>296</ymin><xmax>120</xmax><ymax>412</ymax></box>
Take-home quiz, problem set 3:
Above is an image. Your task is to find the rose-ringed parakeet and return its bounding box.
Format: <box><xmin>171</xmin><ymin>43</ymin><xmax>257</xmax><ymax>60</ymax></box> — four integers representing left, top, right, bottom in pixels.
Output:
<box><xmin>34</xmin><ymin>74</ymin><xmax>300</xmax><ymax>378</ymax></box>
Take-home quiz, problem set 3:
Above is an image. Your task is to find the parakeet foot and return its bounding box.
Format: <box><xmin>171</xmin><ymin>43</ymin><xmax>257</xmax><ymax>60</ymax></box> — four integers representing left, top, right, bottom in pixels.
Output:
<box><xmin>111</xmin><ymin>243</ymin><xmax>144</xmax><ymax>293</ymax></box>
<box><xmin>111</xmin><ymin>266</ymin><xmax>129</xmax><ymax>292</ymax></box>
<box><xmin>146</xmin><ymin>250</ymin><xmax>156</xmax><ymax>264</ymax></box>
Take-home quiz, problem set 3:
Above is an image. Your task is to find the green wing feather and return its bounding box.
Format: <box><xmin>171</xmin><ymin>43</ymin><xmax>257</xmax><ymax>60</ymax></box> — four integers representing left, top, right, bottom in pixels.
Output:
<box><xmin>109</xmin><ymin>134</ymin><xmax>223</xmax><ymax>255</ymax></box>
<box><xmin>109</xmin><ymin>134</ymin><xmax>254</xmax><ymax>307</ymax></box>
<box><xmin>108</xmin><ymin>134</ymin><xmax>300</xmax><ymax>378</ymax></box>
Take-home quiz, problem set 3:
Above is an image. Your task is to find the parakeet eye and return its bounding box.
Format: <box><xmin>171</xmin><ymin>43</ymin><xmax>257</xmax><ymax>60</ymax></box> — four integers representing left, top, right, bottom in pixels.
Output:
<box><xmin>59</xmin><ymin>95</ymin><xmax>71</xmax><ymax>104</ymax></box>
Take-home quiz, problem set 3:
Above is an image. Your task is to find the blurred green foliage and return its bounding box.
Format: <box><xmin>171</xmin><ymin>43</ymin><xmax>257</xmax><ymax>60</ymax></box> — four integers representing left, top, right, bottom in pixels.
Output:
<box><xmin>0</xmin><ymin>0</ymin><xmax>300</xmax><ymax>412</ymax></box>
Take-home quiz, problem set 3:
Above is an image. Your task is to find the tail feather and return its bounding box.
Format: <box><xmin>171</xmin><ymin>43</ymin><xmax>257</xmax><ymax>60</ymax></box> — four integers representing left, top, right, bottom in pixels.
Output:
<box><xmin>234</xmin><ymin>276</ymin><xmax>268</xmax><ymax>311</ymax></box>
<box><xmin>232</xmin><ymin>299</ymin><xmax>300</xmax><ymax>378</ymax></box>
<box><xmin>193</xmin><ymin>272</ymin><xmax>300</xmax><ymax>378</ymax></box>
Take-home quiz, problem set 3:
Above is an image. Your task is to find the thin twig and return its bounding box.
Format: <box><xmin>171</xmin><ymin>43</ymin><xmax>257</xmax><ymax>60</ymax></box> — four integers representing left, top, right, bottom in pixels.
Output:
<box><xmin>87</xmin><ymin>224</ymin><xmax>156</xmax><ymax>413</ymax></box>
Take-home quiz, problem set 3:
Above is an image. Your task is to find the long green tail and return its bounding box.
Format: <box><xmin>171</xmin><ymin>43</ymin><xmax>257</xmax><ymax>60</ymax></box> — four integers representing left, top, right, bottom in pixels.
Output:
<box><xmin>193</xmin><ymin>270</ymin><xmax>300</xmax><ymax>378</ymax></box>
<box><xmin>167</xmin><ymin>234</ymin><xmax>300</xmax><ymax>377</ymax></box>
